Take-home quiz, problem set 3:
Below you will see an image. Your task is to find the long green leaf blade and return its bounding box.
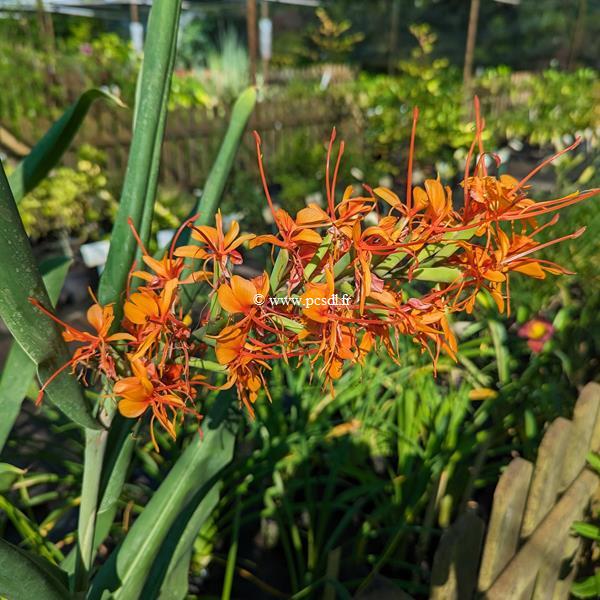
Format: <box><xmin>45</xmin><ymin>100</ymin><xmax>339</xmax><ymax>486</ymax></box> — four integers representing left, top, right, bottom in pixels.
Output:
<box><xmin>0</xmin><ymin>256</ymin><xmax>71</xmax><ymax>451</ymax></box>
<box><xmin>97</xmin><ymin>0</ymin><xmax>183</xmax><ymax>308</ymax></box>
<box><xmin>0</xmin><ymin>162</ymin><xmax>98</xmax><ymax>429</ymax></box>
<box><xmin>193</xmin><ymin>87</ymin><xmax>257</xmax><ymax>227</ymax></box>
<box><xmin>8</xmin><ymin>89</ymin><xmax>124</xmax><ymax>204</ymax></box>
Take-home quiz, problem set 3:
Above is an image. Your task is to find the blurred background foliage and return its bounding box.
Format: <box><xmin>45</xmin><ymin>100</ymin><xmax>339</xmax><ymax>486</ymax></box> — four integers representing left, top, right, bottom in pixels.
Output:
<box><xmin>0</xmin><ymin>0</ymin><xmax>599</xmax><ymax>597</ymax></box>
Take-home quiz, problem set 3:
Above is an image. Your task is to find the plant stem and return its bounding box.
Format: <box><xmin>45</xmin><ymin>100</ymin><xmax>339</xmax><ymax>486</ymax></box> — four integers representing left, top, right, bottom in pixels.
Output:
<box><xmin>221</xmin><ymin>495</ymin><xmax>242</xmax><ymax>600</ymax></box>
<box><xmin>73</xmin><ymin>406</ymin><xmax>113</xmax><ymax>592</ymax></box>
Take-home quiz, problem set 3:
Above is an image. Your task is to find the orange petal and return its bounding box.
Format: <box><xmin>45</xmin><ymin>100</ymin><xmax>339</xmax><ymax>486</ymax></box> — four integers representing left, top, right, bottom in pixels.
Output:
<box><xmin>118</xmin><ymin>398</ymin><xmax>148</xmax><ymax>418</ymax></box>
<box><xmin>223</xmin><ymin>220</ymin><xmax>240</xmax><ymax>248</ymax></box>
<box><xmin>86</xmin><ymin>304</ymin><xmax>106</xmax><ymax>334</ymax></box>
<box><xmin>413</xmin><ymin>187</ymin><xmax>429</xmax><ymax>211</ymax></box>
<box><xmin>512</xmin><ymin>261</ymin><xmax>546</xmax><ymax>279</ymax></box>
<box><xmin>230</xmin><ymin>275</ymin><xmax>259</xmax><ymax>310</ymax></box>
<box><xmin>293</xmin><ymin>229</ymin><xmax>322</xmax><ymax>245</ymax></box>
<box><xmin>296</xmin><ymin>205</ymin><xmax>329</xmax><ymax>227</ymax></box>
<box><xmin>483</xmin><ymin>270</ymin><xmax>506</xmax><ymax>283</ymax></box>
<box><xmin>249</xmin><ymin>234</ymin><xmax>283</xmax><ymax>249</ymax></box>
<box><xmin>227</xmin><ymin>233</ymin><xmax>256</xmax><ymax>251</ymax></box>
<box><xmin>173</xmin><ymin>245</ymin><xmax>209</xmax><ymax>260</ymax></box>
<box><xmin>191</xmin><ymin>225</ymin><xmax>218</xmax><ymax>247</ymax></box>
<box><xmin>107</xmin><ymin>332</ymin><xmax>136</xmax><ymax>342</ymax></box>
<box><xmin>374</xmin><ymin>187</ymin><xmax>401</xmax><ymax>208</ymax></box>
<box><xmin>217</xmin><ymin>285</ymin><xmax>242</xmax><ymax>313</ymax></box>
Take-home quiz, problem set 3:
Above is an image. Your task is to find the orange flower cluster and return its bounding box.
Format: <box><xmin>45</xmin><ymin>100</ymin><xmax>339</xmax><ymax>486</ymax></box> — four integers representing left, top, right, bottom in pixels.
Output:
<box><xmin>31</xmin><ymin>101</ymin><xmax>599</xmax><ymax>446</ymax></box>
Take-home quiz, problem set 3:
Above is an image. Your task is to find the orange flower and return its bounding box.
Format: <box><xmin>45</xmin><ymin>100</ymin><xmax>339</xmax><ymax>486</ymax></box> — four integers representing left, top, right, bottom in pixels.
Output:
<box><xmin>114</xmin><ymin>358</ymin><xmax>200</xmax><ymax>450</ymax></box>
<box><xmin>249</xmin><ymin>208</ymin><xmax>323</xmax><ymax>289</ymax></box>
<box><xmin>128</xmin><ymin>216</ymin><xmax>210</xmax><ymax>289</ymax></box>
<box><xmin>301</xmin><ymin>267</ymin><xmax>335</xmax><ymax>324</ymax></box>
<box><xmin>213</xmin><ymin>325</ymin><xmax>275</xmax><ymax>417</ymax></box>
<box><xmin>123</xmin><ymin>279</ymin><xmax>189</xmax><ymax>363</ymax></box>
<box><xmin>250</xmin><ymin>208</ymin><xmax>323</xmax><ymax>251</ymax></box>
<box><xmin>30</xmin><ymin>294</ymin><xmax>134</xmax><ymax>404</ymax></box>
<box><xmin>217</xmin><ymin>273</ymin><xmax>269</xmax><ymax>316</ymax></box>
<box><xmin>174</xmin><ymin>210</ymin><xmax>255</xmax><ymax>273</ymax></box>
<box><xmin>412</xmin><ymin>178</ymin><xmax>454</xmax><ymax>223</ymax></box>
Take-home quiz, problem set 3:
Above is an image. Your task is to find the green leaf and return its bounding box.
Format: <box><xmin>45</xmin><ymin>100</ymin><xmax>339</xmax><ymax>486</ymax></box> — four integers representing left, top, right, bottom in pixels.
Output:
<box><xmin>0</xmin><ymin>538</ymin><xmax>71</xmax><ymax>600</ymax></box>
<box><xmin>89</xmin><ymin>401</ymin><xmax>237</xmax><ymax>600</ymax></box>
<box><xmin>98</xmin><ymin>0</ymin><xmax>183</xmax><ymax>309</ymax></box>
<box><xmin>587</xmin><ymin>452</ymin><xmax>600</xmax><ymax>474</ymax></box>
<box><xmin>156</xmin><ymin>548</ymin><xmax>193</xmax><ymax>600</ymax></box>
<box><xmin>572</xmin><ymin>521</ymin><xmax>600</xmax><ymax>541</ymax></box>
<box><xmin>488</xmin><ymin>320</ymin><xmax>510</xmax><ymax>385</ymax></box>
<box><xmin>221</xmin><ymin>496</ymin><xmax>242</xmax><ymax>600</ymax></box>
<box><xmin>143</xmin><ymin>482</ymin><xmax>223</xmax><ymax>599</ymax></box>
<box><xmin>0</xmin><ymin>163</ymin><xmax>98</xmax><ymax>429</ymax></box>
<box><xmin>134</xmin><ymin>20</ymin><xmax>178</xmax><ymax>269</ymax></box>
<box><xmin>191</xmin><ymin>87</ymin><xmax>257</xmax><ymax>228</ymax></box>
<box><xmin>93</xmin><ymin>418</ymin><xmax>138</xmax><ymax>553</ymax></box>
<box><xmin>0</xmin><ymin>256</ymin><xmax>71</xmax><ymax>452</ymax></box>
<box><xmin>572</xmin><ymin>571</ymin><xmax>600</xmax><ymax>598</ymax></box>
<box><xmin>8</xmin><ymin>89</ymin><xmax>124</xmax><ymax>204</ymax></box>
<box><xmin>304</xmin><ymin>234</ymin><xmax>332</xmax><ymax>280</ymax></box>
<box><xmin>61</xmin><ymin>419</ymin><xmax>138</xmax><ymax>577</ymax></box>
<box><xmin>270</xmin><ymin>249</ymin><xmax>289</xmax><ymax>293</ymax></box>
<box><xmin>411</xmin><ymin>266</ymin><xmax>461</xmax><ymax>283</ymax></box>
<box><xmin>73</xmin><ymin>3</ymin><xmax>183</xmax><ymax>590</ymax></box>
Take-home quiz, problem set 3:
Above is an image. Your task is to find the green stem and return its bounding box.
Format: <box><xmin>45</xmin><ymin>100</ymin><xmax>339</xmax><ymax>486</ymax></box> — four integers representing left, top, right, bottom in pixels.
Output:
<box><xmin>221</xmin><ymin>496</ymin><xmax>242</xmax><ymax>600</ymax></box>
<box><xmin>73</xmin><ymin>406</ymin><xmax>113</xmax><ymax>592</ymax></box>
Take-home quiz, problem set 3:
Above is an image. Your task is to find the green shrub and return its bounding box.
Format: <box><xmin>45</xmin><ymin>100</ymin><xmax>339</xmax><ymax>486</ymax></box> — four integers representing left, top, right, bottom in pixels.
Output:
<box><xmin>17</xmin><ymin>145</ymin><xmax>116</xmax><ymax>241</ymax></box>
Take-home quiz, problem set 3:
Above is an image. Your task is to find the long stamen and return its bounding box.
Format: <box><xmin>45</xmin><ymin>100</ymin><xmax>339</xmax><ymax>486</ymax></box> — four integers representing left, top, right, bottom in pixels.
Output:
<box><xmin>406</xmin><ymin>106</ymin><xmax>419</xmax><ymax>214</ymax></box>
<box><xmin>325</xmin><ymin>128</ymin><xmax>337</xmax><ymax>217</ymax></box>
<box><xmin>502</xmin><ymin>189</ymin><xmax>599</xmax><ymax>220</ymax></box>
<box><xmin>253</xmin><ymin>131</ymin><xmax>278</xmax><ymax>223</ymax></box>
<box><xmin>30</xmin><ymin>298</ymin><xmax>75</xmax><ymax>331</ymax></box>
<box><xmin>127</xmin><ymin>217</ymin><xmax>149</xmax><ymax>256</ymax></box>
<box><xmin>36</xmin><ymin>359</ymin><xmax>76</xmax><ymax>405</ymax></box>
<box><xmin>170</xmin><ymin>213</ymin><xmax>200</xmax><ymax>262</ymax></box>
<box><xmin>474</xmin><ymin>96</ymin><xmax>487</xmax><ymax>176</ymax></box>
<box><xmin>504</xmin><ymin>227</ymin><xmax>586</xmax><ymax>263</ymax></box>
<box><xmin>331</xmin><ymin>140</ymin><xmax>345</xmax><ymax>214</ymax></box>
<box><xmin>510</xmin><ymin>138</ymin><xmax>581</xmax><ymax>197</ymax></box>
<box><xmin>463</xmin><ymin>97</ymin><xmax>481</xmax><ymax>216</ymax></box>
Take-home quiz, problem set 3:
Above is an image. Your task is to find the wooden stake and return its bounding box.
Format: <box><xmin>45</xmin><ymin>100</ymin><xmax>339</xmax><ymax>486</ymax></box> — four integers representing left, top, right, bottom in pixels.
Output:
<box><xmin>247</xmin><ymin>0</ymin><xmax>258</xmax><ymax>85</ymax></box>
<box><xmin>463</xmin><ymin>0</ymin><xmax>480</xmax><ymax>94</ymax></box>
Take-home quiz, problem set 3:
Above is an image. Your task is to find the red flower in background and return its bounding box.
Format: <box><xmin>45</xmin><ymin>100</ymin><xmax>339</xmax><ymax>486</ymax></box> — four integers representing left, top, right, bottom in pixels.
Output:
<box><xmin>518</xmin><ymin>318</ymin><xmax>555</xmax><ymax>352</ymax></box>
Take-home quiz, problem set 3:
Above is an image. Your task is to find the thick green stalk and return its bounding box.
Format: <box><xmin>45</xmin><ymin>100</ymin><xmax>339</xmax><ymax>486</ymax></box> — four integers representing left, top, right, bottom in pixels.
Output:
<box><xmin>71</xmin><ymin>0</ymin><xmax>182</xmax><ymax>589</ymax></box>
<box><xmin>221</xmin><ymin>496</ymin><xmax>242</xmax><ymax>600</ymax></box>
<box><xmin>73</xmin><ymin>427</ymin><xmax>109</xmax><ymax>592</ymax></box>
<box><xmin>135</xmin><ymin>25</ymin><xmax>178</xmax><ymax>264</ymax></box>
<box><xmin>98</xmin><ymin>0</ymin><xmax>182</xmax><ymax>308</ymax></box>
